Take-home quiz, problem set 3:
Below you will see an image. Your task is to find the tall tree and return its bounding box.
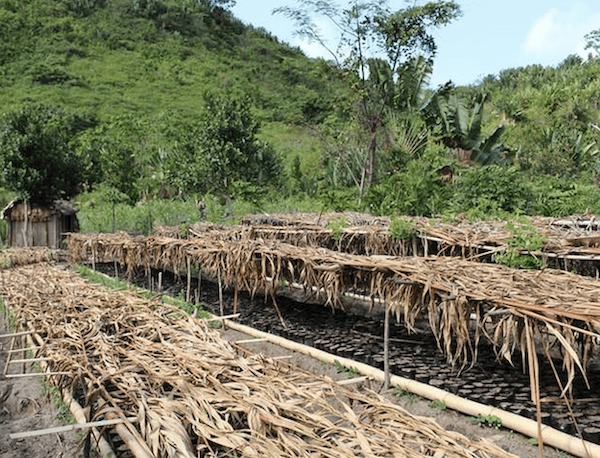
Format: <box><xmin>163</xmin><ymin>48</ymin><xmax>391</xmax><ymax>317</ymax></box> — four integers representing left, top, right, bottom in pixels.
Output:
<box><xmin>275</xmin><ymin>0</ymin><xmax>461</xmax><ymax>194</ymax></box>
<box><xmin>585</xmin><ymin>28</ymin><xmax>600</xmax><ymax>56</ymax></box>
<box><xmin>165</xmin><ymin>92</ymin><xmax>282</xmax><ymax>197</ymax></box>
<box><xmin>0</xmin><ymin>104</ymin><xmax>96</xmax><ymax>203</ymax></box>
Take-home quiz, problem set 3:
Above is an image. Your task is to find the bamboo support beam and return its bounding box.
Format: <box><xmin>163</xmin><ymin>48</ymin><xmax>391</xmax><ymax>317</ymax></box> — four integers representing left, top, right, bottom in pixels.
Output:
<box><xmin>222</xmin><ymin>318</ymin><xmax>600</xmax><ymax>458</ymax></box>
<box><xmin>6</xmin><ymin>371</ymin><xmax>72</xmax><ymax>378</ymax></box>
<box><xmin>0</xmin><ymin>330</ymin><xmax>35</xmax><ymax>339</ymax></box>
<box><xmin>8</xmin><ymin>357</ymin><xmax>52</xmax><ymax>364</ymax></box>
<box><xmin>235</xmin><ymin>338</ymin><xmax>268</xmax><ymax>344</ymax></box>
<box><xmin>337</xmin><ymin>376</ymin><xmax>369</xmax><ymax>386</ymax></box>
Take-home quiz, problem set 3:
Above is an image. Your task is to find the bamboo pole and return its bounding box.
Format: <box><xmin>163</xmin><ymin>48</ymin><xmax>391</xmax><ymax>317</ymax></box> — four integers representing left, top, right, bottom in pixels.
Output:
<box><xmin>383</xmin><ymin>303</ymin><xmax>390</xmax><ymax>391</ymax></box>
<box><xmin>24</xmin><ymin>331</ymin><xmax>115</xmax><ymax>458</ymax></box>
<box><xmin>221</xmin><ymin>318</ymin><xmax>600</xmax><ymax>458</ymax></box>
<box><xmin>186</xmin><ymin>257</ymin><xmax>191</xmax><ymax>303</ymax></box>
<box><xmin>9</xmin><ymin>417</ymin><xmax>134</xmax><ymax>439</ymax></box>
<box><xmin>0</xmin><ymin>330</ymin><xmax>34</xmax><ymax>339</ymax></box>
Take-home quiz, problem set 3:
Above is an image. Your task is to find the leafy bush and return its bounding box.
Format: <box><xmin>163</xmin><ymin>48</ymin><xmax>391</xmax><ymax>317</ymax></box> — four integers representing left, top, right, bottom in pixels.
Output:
<box><xmin>451</xmin><ymin>166</ymin><xmax>530</xmax><ymax>216</ymax></box>
<box><xmin>526</xmin><ymin>174</ymin><xmax>600</xmax><ymax>216</ymax></box>
<box><xmin>388</xmin><ymin>216</ymin><xmax>417</xmax><ymax>240</ymax></box>
<box><xmin>366</xmin><ymin>160</ymin><xmax>450</xmax><ymax>216</ymax></box>
<box><xmin>494</xmin><ymin>217</ymin><xmax>546</xmax><ymax>269</ymax></box>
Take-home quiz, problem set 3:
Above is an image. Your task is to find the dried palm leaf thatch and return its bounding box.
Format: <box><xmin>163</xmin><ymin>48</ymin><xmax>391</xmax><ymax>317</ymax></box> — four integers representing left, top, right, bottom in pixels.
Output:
<box><xmin>67</xmin><ymin>233</ymin><xmax>600</xmax><ymax>393</ymax></box>
<box><xmin>0</xmin><ymin>247</ymin><xmax>59</xmax><ymax>267</ymax></box>
<box><xmin>160</xmin><ymin>213</ymin><xmax>600</xmax><ymax>265</ymax></box>
<box><xmin>1</xmin><ymin>263</ymin><xmax>518</xmax><ymax>458</ymax></box>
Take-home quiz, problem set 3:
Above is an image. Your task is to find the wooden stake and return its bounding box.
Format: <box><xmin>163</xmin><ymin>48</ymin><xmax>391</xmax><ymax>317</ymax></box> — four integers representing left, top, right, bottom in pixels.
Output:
<box><xmin>196</xmin><ymin>269</ymin><xmax>202</xmax><ymax>303</ymax></box>
<box><xmin>233</xmin><ymin>285</ymin><xmax>239</xmax><ymax>315</ymax></box>
<box><xmin>218</xmin><ymin>268</ymin><xmax>224</xmax><ymax>318</ymax></box>
<box><xmin>383</xmin><ymin>304</ymin><xmax>391</xmax><ymax>391</ymax></box>
<box><xmin>158</xmin><ymin>271</ymin><xmax>163</xmax><ymax>293</ymax></box>
<box><xmin>3</xmin><ymin>335</ymin><xmax>16</xmax><ymax>375</ymax></box>
<box><xmin>186</xmin><ymin>258</ymin><xmax>191</xmax><ymax>303</ymax></box>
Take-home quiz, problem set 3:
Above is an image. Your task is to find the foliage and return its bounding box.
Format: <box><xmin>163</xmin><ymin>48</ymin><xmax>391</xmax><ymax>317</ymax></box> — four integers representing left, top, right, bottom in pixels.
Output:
<box><xmin>422</xmin><ymin>84</ymin><xmax>512</xmax><ymax>166</ymax></box>
<box><xmin>366</xmin><ymin>160</ymin><xmax>450</xmax><ymax>216</ymax></box>
<box><xmin>494</xmin><ymin>217</ymin><xmax>546</xmax><ymax>270</ymax></box>
<box><xmin>165</xmin><ymin>92</ymin><xmax>283</xmax><ymax>198</ymax></box>
<box><xmin>275</xmin><ymin>0</ymin><xmax>461</xmax><ymax>193</ymax></box>
<box><xmin>451</xmin><ymin>166</ymin><xmax>529</xmax><ymax>216</ymax></box>
<box><xmin>394</xmin><ymin>386</ymin><xmax>422</xmax><ymax>405</ymax></box>
<box><xmin>388</xmin><ymin>215</ymin><xmax>417</xmax><ymax>241</ymax></box>
<box><xmin>467</xmin><ymin>414</ymin><xmax>502</xmax><ymax>429</ymax></box>
<box><xmin>0</xmin><ymin>103</ymin><xmax>96</xmax><ymax>202</ymax></box>
<box><xmin>585</xmin><ymin>28</ymin><xmax>600</xmax><ymax>56</ymax></box>
<box><xmin>333</xmin><ymin>359</ymin><xmax>358</xmax><ymax>378</ymax></box>
<box><xmin>327</xmin><ymin>217</ymin><xmax>347</xmax><ymax>242</ymax></box>
<box><xmin>428</xmin><ymin>399</ymin><xmax>447</xmax><ymax>411</ymax></box>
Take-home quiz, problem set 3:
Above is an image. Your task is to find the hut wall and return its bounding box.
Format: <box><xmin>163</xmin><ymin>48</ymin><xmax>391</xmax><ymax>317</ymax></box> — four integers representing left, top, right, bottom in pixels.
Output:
<box><xmin>7</xmin><ymin>216</ymin><xmax>67</xmax><ymax>248</ymax></box>
<box><xmin>4</xmin><ymin>201</ymin><xmax>78</xmax><ymax>248</ymax></box>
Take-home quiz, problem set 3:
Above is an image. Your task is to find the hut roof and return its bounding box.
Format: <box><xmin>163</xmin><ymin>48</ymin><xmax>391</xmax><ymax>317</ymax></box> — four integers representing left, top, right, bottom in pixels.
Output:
<box><xmin>1</xmin><ymin>198</ymin><xmax>78</xmax><ymax>220</ymax></box>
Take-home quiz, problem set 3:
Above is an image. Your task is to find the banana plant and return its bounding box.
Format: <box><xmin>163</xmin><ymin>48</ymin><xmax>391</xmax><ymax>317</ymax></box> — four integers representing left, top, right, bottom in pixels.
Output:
<box><xmin>422</xmin><ymin>84</ymin><xmax>512</xmax><ymax>166</ymax></box>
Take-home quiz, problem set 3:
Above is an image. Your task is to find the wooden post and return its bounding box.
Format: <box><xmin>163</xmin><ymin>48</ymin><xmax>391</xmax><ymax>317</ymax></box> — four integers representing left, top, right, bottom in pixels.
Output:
<box><xmin>383</xmin><ymin>304</ymin><xmax>391</xmax><ymax>391</ymax></box>
<box><xmin>114</xmin><ymin>260</ymin><xmax>118</xmax><ymax>278</ymax></box>
<box><xmin>186</xmin><ymin>258</ymin><xmax>191</xmax><ymax>303</ymax></box>
<box><xmin>3</xmin><ymin>335</ymin><xmax>16</xmax><ymax>375</ymax></box>
<box><xmin>233</xmin><ymin>285</ymin><xmax>239</xmax><ymax>315</ymax></box>
<box><xmin>218</xmin><ymin>268</ymin><xmax>224</xmax><ymax>317</ymax></box>
<box><xmin>197</xmin><ymin>269</ymin><xmax>202</xmax><ymax>302</ymax></box>
<box><xmin>158</xmin><ymin>271</ymin><xmax>162</xmax><ymax>293</ymax></box>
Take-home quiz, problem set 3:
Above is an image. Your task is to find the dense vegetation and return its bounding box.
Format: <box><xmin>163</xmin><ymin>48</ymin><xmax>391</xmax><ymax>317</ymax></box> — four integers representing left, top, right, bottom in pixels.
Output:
<box><xmin>0</xmin><ymin>0</ymin><xmax>599</xmax><ymax>238</ymax></box>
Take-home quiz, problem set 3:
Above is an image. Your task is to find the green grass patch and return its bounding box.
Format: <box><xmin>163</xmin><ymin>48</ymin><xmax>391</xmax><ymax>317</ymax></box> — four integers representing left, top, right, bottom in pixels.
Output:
<box><xmin>73</xmin><ymin>264</ymin><xmax>211</xmax><ymax>319</ymax></box>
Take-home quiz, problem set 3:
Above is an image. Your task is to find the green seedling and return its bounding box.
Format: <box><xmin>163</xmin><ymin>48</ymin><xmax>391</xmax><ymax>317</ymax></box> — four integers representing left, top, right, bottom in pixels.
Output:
<box><xmin>428</xmin><ymin>399</ymin><xmax>447</xmax><ymax>411</ymax></box>
<box><xmin>394</xmin><ymin>386</ymin><xmax>422</xmax><ymax>405</ymax></box>
<box><xmin>467</xmin><ymin>414</ymin><xmax>502</xmax><ymax>429</ymax></box>
<box><xmin>333</xmin><ymin>359</ymin><xmax>358</xmax><ymax>378</ymax></box>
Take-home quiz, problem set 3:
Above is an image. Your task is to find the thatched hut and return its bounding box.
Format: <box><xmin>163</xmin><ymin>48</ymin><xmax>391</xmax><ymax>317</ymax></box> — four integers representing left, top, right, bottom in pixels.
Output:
<box><xmin>1</xmin><ymin>198</ymin><xmax>79</xmax><ymax>248</ymax></box>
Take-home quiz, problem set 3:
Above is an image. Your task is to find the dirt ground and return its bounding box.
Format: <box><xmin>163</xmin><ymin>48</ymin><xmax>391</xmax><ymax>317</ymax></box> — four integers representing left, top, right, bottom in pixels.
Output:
<box><xmin>0</xmin><ymin>313</ymin><xmax>83</xmax><ymax>458</ymax></box>
<box><xmin>0</xmin><ymin>312</ymin><xmax>575</xmax><ymax>458</ymax></box>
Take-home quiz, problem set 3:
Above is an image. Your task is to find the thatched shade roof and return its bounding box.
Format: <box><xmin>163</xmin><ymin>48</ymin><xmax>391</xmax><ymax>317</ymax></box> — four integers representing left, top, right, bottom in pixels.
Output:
<box><xmin>1</xmin><ymin>198</ymin><xmax>78</xmax><ymax>223</ymax></box>
<box><xmin>0</xmin><ymin>263</ymin><xmax>520</xmax><ymax>458</ymax></box>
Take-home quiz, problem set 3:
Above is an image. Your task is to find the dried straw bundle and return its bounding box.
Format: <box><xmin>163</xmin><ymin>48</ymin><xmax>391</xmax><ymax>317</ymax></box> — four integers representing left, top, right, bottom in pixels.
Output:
<box><xmin>0</xmin><ymin>247</ymin><xmax>58</xmax><ymax>267</ymax></box>
<box><xmin>1</xmin><ymin>264</ymin><xmax>517</xmax><ymax>458</ymax></box>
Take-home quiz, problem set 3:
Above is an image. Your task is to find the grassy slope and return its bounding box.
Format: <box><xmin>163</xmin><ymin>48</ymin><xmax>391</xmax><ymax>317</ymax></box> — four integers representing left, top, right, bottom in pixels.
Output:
<box><xmin>0</xmin><ymin>0</ymin><xmax>345</xmax><ymax>173</ymax></box>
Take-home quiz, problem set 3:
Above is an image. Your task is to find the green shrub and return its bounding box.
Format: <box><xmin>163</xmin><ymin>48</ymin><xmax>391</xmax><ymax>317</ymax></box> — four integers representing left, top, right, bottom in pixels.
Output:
<box><xmin>388</xmin><ymin>216</ymin><xmax>417</xmax><ymax>241</ymax></box>
<box><xmin>494</xmin><ymin>217</ymin><xmax>546</xmax><ymax>269</ymax></box>
<box><xmin>366</xmin><ymin>161</ymin><xmax>450</xmax><ymax>216</ymax></box>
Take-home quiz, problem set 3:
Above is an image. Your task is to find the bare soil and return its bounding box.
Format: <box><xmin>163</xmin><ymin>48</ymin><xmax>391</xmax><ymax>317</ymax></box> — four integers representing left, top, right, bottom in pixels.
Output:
<box><xmin>0</xmin><ymin>313</ymin><xmax>83</xmax><ymax>458</ymax></box>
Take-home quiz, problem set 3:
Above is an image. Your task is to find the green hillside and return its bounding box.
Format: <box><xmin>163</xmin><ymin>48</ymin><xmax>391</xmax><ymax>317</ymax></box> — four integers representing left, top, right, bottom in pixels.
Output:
<box><xmin>0</xmin><ymin>0</ymin><xmax>342</xmax><ymax>151</ymax></box>
<box><xmin>1</xmin><ymin>0</ymin><xmax>600</xmax><ymax>238</ymax></box>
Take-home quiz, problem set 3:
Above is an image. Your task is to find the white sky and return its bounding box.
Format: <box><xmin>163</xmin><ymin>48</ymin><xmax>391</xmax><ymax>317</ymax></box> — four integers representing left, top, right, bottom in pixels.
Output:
<box><xmin>231</xmin><ymin>0</ymin><xmax>600</xmax><ymax>87</ymax></box>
